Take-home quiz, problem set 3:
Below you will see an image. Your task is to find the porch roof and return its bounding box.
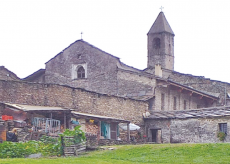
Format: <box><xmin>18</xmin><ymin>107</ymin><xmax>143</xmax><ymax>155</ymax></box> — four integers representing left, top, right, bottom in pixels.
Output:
<box><xmin>144</xmin><ymin>106</ymin><xmax>230</xmax><ymax>119</ymax></box>
<box><xmin>71</xmin><ymin>111</ymin><xmax>130</xmax><ymax>123</ymax></box>
<box><xmin>3</xmin><ymin>103</ymin><xmax>69</xmax><ymax>112</ymax></box>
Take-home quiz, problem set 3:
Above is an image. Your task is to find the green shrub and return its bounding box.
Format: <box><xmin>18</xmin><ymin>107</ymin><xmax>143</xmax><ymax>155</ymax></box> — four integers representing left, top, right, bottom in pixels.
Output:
<box><xmin>217</xmin><ymin>132</ymin><xmax>226</xmax><ymax>141</ymax></box>
<box><xmin>0</xmin><ymin>140</ymin><xmax>60</xmax><ymax>158</ymax></box>
<box><xmin>0</xmin><ymin>126</ymin><xmax>85</xmax><ymax>158</ymax></box>
<box><xmin>60</xmin><ymin>126</ymin><xmax>86</xmax><ymax>146</ymax></box>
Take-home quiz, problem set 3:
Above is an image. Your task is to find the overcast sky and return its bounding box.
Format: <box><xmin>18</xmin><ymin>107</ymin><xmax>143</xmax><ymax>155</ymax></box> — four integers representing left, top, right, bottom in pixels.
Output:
<box><xmin>1</xmin><ymin>0</ymin><xmax>230</xmax><ymax>83</ymax></box>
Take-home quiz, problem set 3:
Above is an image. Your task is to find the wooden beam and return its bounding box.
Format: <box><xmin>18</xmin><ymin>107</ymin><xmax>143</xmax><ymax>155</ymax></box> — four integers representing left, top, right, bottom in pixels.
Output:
<box><xmin>178</xmin><ymin>88</ymin><xmax>183</xmax><ymax>93</ymax></box>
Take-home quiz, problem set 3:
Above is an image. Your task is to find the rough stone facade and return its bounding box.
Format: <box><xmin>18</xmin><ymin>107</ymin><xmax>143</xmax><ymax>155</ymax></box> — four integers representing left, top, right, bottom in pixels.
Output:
<box><xmin>45</xmin><ymin>40</ymin><xmax>119</xmax><ymax>95</ymax></box>
<box><xmin>0</xmin><ymin>80</ymin><xmax>148</xmax><ymax>126</ymax></box>
<box><xmin>117</xmin><ymin>70</ymin><xmax>155</xmax><ymax>96</ymax></box>
<box><xmin>147</xmin><ymin>33</ymin><xmax>174</xmax><ymax>70</ymax></box>
<box><xmin>145</xmin><ymin>117</ymin><xmax>230</xmax><ymax>143</ymax></box>
<box><xmin>0</xmin><ymin>66</ymin><xmax>20</xmax><ymax>81</ymax></box>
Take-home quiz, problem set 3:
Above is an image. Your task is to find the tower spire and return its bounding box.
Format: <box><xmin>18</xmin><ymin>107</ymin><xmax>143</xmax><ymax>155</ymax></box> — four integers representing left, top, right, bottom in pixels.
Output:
<box><xmin>147</xmin><ymin>12</ymin><xmax>175</xmax><ymax>71</ymax></box>
<box><xmin>148</xmin><ymin>12</ymin><xmax>174</xmax><ymax>35</ymax></box>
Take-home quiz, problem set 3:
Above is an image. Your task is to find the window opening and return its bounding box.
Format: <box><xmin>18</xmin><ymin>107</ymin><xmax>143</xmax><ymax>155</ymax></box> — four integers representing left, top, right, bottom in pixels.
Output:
<box><xmin>173</xmin><ymin>97</ymin><xmax>177</xmax><ymax>110</ymax></box>
<box><xmin>161</xmin><ymin>93</ymin><xmax>165</xmax><ymax>110</ymax></box>
<box><xmin>184</xmin><ymin>100</ymin><xmax>187</xmax><ymax>110</ymax></box>
<box><xmin>77</xmin><ymin>54</ymin><xmax>82</xmax><ymax>59</ymax></box>
<box><xmin>219</xmin><ymin>123</ymin><xmax>227</xmax><ymax>135</ymax></box>
<box><xmin>153</xmin><ymin>38</ymin><xmax>160</xmax><ymax>49</ymax></box>
<box><xmin>77</xmin><ymin>66</ymin><xmax>85</xmax><ymax>78</ymax></box>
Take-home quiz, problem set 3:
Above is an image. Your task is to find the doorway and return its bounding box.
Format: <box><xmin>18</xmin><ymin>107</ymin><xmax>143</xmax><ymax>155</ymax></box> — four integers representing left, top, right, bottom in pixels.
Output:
<box><xmin>151</xmin><ymin>129</ymin><xmax>162</xmax><ymax>143</ymax></box>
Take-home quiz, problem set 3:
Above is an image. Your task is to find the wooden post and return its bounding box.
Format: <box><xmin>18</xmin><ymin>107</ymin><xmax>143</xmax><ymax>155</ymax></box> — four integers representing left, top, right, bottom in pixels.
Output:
<box><xmin>98</xmin><ymin>121</ymin><xmax>101</xmax><ymax>140</ymax></box>
<box><xmin>64</xmin><ymin>112</ymin><xmax>66</xmax><ymax>130</ymax></box>
<box><xmin>0</xmin><ymin>103</ymin><xmax>5</xmax><ymax>118</ymax></box>
<box><xmin>127</xmin><ymin>123</ymin><xmax>130</xmax><ymax>141</ymax></box>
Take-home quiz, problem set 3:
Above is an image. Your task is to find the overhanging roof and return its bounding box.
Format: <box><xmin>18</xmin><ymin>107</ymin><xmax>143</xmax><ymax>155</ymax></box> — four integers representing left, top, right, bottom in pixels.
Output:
<box><xmin>71</xmin><ymin>111</ymin><xmax>130</xmax><ymax>123</ymax></box>
<box><xmin>167</xmin><ymin>80</ymin><xmax>219</xmax><ymax>100</ymax></box>
<box><xmin>3</xmin><ymin>103</ymin><xmax>69</xmax><ymax>112</ymax></box>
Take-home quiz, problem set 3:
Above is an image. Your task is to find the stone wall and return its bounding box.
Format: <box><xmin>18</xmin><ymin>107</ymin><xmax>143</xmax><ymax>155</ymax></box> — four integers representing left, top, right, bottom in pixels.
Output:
<box><xmin>147</xmin><ymin>33</ymin><xmax>174</xmax><ymax>70</ymax></box>
<box><xmin>0</xmin><ymin>80</ymin><xmax>148</xmax><ymax>125</ymax></box>
<box><xmin>45</xmin><ymin>40</ymin><xmax>119</xmax><ymax>95</ymax></box>
<box><xmin>117</xmin><ymin>71</ymin><xmax>155</xmax><ymax>96</ymax></box>
<box><xmin>145</xmin><ymin>117</ymin><xmax>230</xmax><ymax>143</ymax></box>
<box><xmin>0</xmin><ymin>66</ymin><xmax>20</xmax><ymax>81</ymax></box>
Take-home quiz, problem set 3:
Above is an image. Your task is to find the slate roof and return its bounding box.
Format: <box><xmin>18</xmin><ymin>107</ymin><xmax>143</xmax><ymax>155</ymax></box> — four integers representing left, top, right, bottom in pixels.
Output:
<box><xmin>144</xmin><ymin>106</ymin><xmax>230</xmax><ymax>120</ymax></box>
<box><xmin>167</xmin><ymin>80</ymin><xmax>219</xmax><ymax>99</ymax></box>
<box><xmin>148</xmin><ymin>12</ymin><xmax>174</xmax><ymax>35</ymax></box>
<box><xmin>23</xmin><ymin>69</ymin><xmax>45</xmax><ymax>81</ymax></box>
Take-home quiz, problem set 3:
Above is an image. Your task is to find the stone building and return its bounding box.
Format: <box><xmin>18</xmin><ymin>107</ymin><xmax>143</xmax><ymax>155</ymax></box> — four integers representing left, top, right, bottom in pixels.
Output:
<box><xmin>0</xmin><ymin>66</ymin><xmax>20</xmax><ymax>81</ymax></box>
<box><xmin>1</xmin><ymin>11</ymin><xmax>230</xmax><ymax>143</ymax></box>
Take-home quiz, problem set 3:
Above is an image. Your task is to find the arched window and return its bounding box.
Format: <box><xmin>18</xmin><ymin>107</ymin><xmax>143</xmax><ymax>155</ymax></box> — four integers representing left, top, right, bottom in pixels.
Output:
<box><xmin>153</xmin><ymin>38</ymin><xmax>160</xmax><ymax>49</ymax></box>
<box><xmin>77</xmin><ymin>66</ymin><xmax>85</xmax><ymax>78</ymax></box>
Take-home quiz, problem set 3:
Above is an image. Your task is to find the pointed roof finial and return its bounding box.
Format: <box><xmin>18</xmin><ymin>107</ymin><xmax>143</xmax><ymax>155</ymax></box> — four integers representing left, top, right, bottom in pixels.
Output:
<box><xmin>160</xmin><ymin>6</ymin><xmax>164</xmax><ymax>12</ymax></box>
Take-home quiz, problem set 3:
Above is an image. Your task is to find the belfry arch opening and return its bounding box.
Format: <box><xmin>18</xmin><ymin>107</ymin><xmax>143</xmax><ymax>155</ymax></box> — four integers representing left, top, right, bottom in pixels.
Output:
<box><xmin>153</xmin><ymin>38</ymin><xmax>160</xmax><ymax>49</ymax></box>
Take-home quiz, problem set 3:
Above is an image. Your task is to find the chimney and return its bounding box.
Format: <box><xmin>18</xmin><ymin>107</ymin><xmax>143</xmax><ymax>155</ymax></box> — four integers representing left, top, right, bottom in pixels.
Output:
<box><xmin>155</xmin><ymin>64</ymin><xmax>162</xmax><ymax>77</ymax></box>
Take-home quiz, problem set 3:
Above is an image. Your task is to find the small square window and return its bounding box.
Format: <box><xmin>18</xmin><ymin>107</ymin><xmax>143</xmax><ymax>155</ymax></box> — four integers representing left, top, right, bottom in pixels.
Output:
<box><xmin>161</xmin><ymin>93</ymin><xmax>165</xmax><ymax>110</ymax></box>
<box><xmin>219</xmin><ymin>123</ymin><xmax>227</xmax><ymax>135</ymax></box>
<box><xmin>77</xmin><ymin>54</ymin><xmax>82</xmax><ymax>59</ymax></box>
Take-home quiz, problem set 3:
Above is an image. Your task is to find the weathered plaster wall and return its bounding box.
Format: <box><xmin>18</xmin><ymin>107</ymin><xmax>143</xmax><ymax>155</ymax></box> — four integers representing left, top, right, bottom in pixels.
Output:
<box><xmin>145</xmin><ymin>117</ymin><xmax>230</xmax><ymax>143</ymax></box>
<box><xmin>0</xmin><ymin>80</ymin><xmax>148</xmax><ymax>125</ymax></box>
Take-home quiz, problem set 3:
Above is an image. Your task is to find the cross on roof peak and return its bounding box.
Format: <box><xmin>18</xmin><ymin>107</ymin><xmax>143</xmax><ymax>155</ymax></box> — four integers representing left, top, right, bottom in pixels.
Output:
<box><xmin>160</xmin><ymin>6</ymin><xmax>164</xmax><ymax>12</ymax></box>
<box><xmin>81</xmin><ymin>32</ymin><xmax>83</xmax><ymax>40</ymax></box>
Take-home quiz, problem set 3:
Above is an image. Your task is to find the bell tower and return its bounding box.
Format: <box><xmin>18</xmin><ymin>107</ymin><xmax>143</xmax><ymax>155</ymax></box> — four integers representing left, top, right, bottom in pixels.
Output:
<box><xmin>147</xmin><ymin>12</ymin><xmax>175</xmax><ymax>70</ymax></box>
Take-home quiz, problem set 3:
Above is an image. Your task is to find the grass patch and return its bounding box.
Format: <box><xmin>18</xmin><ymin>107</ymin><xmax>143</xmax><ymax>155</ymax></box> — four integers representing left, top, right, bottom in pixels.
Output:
<box><xmin>1</xmin><ymin>143</ymin><xmax>230</xmax><ymax>164</ymax></box>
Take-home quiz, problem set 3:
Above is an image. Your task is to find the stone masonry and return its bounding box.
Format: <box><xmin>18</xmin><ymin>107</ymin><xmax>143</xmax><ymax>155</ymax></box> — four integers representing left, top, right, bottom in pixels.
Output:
<box><xmin>0</xmin><ymin>80</ymin><xmax>148</xmax><ymax>126</ymax></box>
<box><xmin>145</xmin><ymin>117</ymin><xmax>230</xmax><ymax>143</ymax></box>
